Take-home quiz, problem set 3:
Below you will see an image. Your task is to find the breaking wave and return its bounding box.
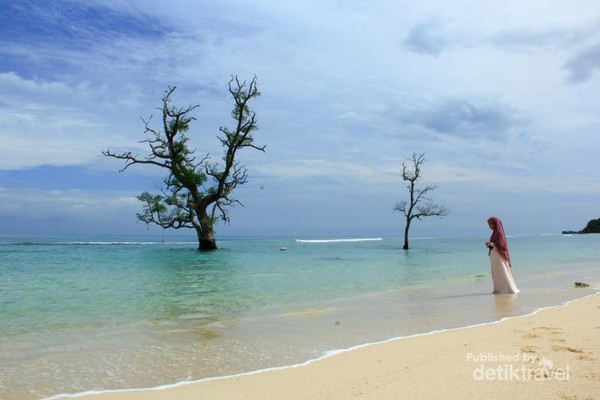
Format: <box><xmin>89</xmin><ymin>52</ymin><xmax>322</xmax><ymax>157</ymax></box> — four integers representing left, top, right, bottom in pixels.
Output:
<box><xmin>295</xmin><ymin>238</ymin><xmax>383</xmax><ymax>243</ymax></box>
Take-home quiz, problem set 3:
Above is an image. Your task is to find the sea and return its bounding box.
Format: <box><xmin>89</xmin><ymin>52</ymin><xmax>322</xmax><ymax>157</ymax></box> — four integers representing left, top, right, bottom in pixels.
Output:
<box><xmin>1</xmin><ymin>233</ymin><xmax>599</xmax><ymax>399</ymax></box>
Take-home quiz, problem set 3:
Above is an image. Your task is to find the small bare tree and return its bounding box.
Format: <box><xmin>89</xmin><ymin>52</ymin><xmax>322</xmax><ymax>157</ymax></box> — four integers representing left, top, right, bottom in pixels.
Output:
<box><xmin>394</xmin><ymin>153</ymin><xmax>450</xmax><ymax>250</ymax></box>
<box><xmin>103</xmin><ymin>75</ymin><xmax>264</xmax><ymax>251</ymax></box>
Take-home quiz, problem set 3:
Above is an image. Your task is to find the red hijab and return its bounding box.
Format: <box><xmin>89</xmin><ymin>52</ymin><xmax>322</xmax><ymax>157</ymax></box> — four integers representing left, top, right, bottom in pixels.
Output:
<box><xmin>488</xmin><ymin>216</ymin><xmax>511</xmax><ymax>267</ymax></box>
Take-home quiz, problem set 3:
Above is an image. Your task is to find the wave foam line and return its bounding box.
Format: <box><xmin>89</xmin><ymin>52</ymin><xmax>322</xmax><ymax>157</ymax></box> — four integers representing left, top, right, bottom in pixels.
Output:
<box><xmin>0</xmin><ymin>241</ymin><xmax>196</xmax><ymax>246</ymax></box>
<box><xmin>295</xmin><ymin>238</ymin><xmax>383</xmax><ymax>243</ymax></box>
<box><xmin>43</xmin><ymin>291</ymin><xmax>599</xmax><ymax>400</ymax></box>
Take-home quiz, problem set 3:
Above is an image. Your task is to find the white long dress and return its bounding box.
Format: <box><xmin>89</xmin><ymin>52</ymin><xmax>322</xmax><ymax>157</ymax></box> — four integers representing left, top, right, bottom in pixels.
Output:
<box><xmin>490</xmin><ymin>248</ymin><xmax>520</xmax><ymax>294</ymax></box>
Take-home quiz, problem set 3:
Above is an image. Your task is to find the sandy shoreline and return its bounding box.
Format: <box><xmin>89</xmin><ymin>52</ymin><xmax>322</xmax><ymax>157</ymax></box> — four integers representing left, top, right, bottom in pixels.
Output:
<box><xmin>51</xmin><ymin>292</ymin><xmax>599</xmax><ymax>400</ymax></box>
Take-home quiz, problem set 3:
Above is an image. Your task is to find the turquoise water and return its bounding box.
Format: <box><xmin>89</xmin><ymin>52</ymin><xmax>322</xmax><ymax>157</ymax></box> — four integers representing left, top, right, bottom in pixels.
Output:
<box><xmin>1</xmin><ymin>234</ymin><xmax>599</xmax><ymax>399</ymax></box>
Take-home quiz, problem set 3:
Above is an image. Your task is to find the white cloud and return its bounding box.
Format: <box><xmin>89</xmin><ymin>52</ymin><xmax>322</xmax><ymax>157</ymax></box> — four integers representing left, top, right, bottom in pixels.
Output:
<box><xmin>0</xmin><ymin>187</ymin><xmax>138</xmax><ymax>216</ymax></box>
<box><xmin>1</xmin><ymin>0</ymin><xmax>599</xmax><ymax>236</ymax></box>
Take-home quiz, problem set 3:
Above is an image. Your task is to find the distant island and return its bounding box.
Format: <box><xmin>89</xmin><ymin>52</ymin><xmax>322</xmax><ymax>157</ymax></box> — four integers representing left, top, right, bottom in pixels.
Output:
<box><xmin>562</xmin><ymin>218</ymin><xmax>600</xmax><ymax>234</ymax></box>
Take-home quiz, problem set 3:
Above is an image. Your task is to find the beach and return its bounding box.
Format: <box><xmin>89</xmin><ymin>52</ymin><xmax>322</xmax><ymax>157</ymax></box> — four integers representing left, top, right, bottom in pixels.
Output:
<box><xmin>2</xmin><ymin>235</ymin><xmax>599</xmax><ymax>399</ymax></box>
<box><xmin>55</xmin><ymin>292</ymin><xmax>599</xmax><ymax>400</ymax></box>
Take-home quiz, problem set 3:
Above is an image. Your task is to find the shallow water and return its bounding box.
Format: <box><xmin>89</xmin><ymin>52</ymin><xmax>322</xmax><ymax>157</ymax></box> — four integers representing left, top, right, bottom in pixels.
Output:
<box><xmin>0</xmin><ymin>234</ymin><xmax>598</xmax><ymax>399</ymax></box>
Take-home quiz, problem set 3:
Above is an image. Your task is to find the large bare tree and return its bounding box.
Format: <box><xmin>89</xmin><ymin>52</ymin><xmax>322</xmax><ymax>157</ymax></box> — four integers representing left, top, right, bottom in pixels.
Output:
<box><xmin>103</xmin><ymin>75</ymin><xmax>264</xmax><ymax>250</ymax></box>
<box><xmin>394</xmin><ymin>153</ymin><xmax>450</xmax><ymax>250</ymax></box>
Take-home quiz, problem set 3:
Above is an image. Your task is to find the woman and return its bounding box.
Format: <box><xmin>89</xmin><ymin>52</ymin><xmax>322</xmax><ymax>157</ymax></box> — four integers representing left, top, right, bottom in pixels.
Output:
<box><xmin>486</xmin><ymin>216</ymin><xmax>520</xmax><ymax>294</ymax></box>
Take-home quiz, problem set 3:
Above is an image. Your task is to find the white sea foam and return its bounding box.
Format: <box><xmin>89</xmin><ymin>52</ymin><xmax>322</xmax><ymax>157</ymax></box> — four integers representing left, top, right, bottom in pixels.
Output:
<box><xmin>295</xmin><ymin>238</ymin><xmax>383</xmax><ymax>243</ymax></box>
<box><xmin>0</xmin><ymin>241</ymin><xmax>196</xmax><ymax>246</ymax></box>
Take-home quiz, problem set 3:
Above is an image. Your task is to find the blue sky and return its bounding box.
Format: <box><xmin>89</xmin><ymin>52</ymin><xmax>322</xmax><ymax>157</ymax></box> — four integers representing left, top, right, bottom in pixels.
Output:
<box><xmin>1</xmin><ymin>0</ymin><xmax>599</xmax><ymax>239</ymax></box>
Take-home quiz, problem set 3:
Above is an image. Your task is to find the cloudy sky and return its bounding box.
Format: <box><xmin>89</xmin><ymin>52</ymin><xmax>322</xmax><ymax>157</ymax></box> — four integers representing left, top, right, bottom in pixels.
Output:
<box><xmin>0</xmin><ymin>0</ymin><xmax>598</xmax><ymax>240</ymax></box>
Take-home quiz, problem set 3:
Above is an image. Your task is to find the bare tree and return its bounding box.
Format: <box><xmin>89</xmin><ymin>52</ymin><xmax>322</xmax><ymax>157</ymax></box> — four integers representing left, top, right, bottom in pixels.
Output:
<box><xmin>103</xmin><ymin>75</ymin><xmax>264</xmax><ymax>251</ymax></box>
<box><xmin>394</xmin><ymin>153</ymin><xmax>450</xmax><ymax>250</ymax></box>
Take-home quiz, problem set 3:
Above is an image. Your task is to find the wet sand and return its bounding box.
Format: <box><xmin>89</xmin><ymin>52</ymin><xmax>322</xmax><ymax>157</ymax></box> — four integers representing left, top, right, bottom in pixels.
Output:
<box><xmin>61</xmin><ymin>292</ymin><xmax>600</xmax><ymax>400</ymax></box>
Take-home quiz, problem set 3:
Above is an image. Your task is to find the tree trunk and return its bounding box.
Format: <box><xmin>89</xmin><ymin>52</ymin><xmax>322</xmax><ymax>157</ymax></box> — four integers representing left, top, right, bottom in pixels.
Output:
<box><xmin>197</xmin><ymin>217</ymin><xmax>218</xmax><ymax>251</ymax></box>
<box><xmin>403</xmin><ymin>218</ymin><xmax>411</xmax><ymax>250</ymax></box>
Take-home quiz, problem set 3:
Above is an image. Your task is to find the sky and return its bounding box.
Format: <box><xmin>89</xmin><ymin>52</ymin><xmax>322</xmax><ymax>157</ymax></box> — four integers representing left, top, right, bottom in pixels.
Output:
<box><xmin>0</xmin><ymin>0</ymin><xmax>599</xmax><ymax>240</ymax></box>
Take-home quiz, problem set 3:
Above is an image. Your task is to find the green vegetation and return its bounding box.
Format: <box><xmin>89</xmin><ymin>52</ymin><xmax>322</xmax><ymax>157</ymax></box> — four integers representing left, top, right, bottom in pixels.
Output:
<box><xmin>562</xmin><ymin>218</ymin><xmax>600</xmax><ymax>234</ymax></box>
<box><xmin>103</xmin><ymin>76</ymin><xmax>264</xmax><ymax>250</ymax></box>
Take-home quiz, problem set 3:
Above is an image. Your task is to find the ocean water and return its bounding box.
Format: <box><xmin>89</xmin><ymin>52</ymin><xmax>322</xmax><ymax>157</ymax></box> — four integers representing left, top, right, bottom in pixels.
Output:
<box><xmin>0</xmin><ymin>234</ymin><xmax>599</xmax><ymax>399</ymax></box>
